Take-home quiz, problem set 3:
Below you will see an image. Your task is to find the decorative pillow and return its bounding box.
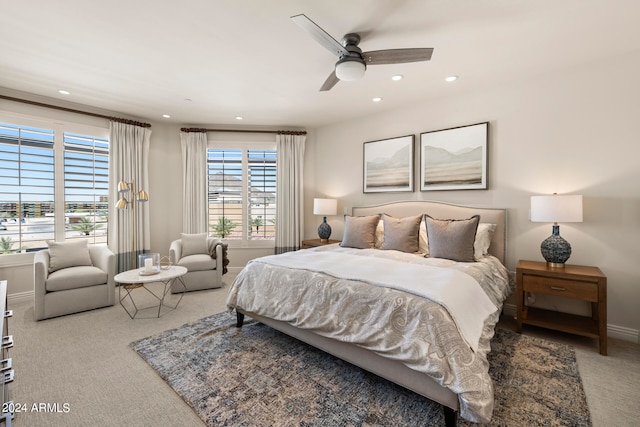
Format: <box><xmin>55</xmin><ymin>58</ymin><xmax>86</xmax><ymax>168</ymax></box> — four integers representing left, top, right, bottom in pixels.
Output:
<box><xmin>374</xmin><ymin>220</ymin><xmax>384</xmax><ymax>249</ymax></box>
<box><xmin>376</xmin><ymin>217</ymin><xmax>429</xmax><ymax>254</ymax></box>
<box><xmin>340</xmin><ymin>215</ymin><xmax>380</xmax><ymax>249</ymax></box>
<box><xmin>47</xmin><ymin>240</ymin><xmax>93</xmax><ymax>273</ymax></box>
<box><xmin>424</xmin><ymin>215</ymin><xmax>480</xmax><ymax>262</ymax></box>
<box><xmin>380</xmin><ymin>214</ymin><xmax>422</xmax><ymax>253</ymax></box>
<box><xmin>419</xmin><ymin>217</ymin><xmax>429</xmax><ymax>255</ymax></box>
<box><xmin>181</xmin><ymin>233</ymin><xmax>209</xmax><ymax>257</ymax></box>
<box><xmin>474</xmin><ymin>223</ymin><xmax>497</xmax><ymax>260</ymax></box>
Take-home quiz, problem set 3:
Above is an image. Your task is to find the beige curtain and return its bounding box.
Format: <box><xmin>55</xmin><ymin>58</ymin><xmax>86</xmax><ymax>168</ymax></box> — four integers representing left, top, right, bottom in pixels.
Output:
<box><xmin>275</xmin><ymin>133</ymin><xmax>306</xmax><ymax>253</ymax></box>
<box><xmin>108</xmin><ymin>121</ymin><xmax>152</xmax><ymax>273</ymax></box>
<box><xmin>180</xmin><ymin>131</ymin><xmax>208</xmax><ymax>233</ymax></box>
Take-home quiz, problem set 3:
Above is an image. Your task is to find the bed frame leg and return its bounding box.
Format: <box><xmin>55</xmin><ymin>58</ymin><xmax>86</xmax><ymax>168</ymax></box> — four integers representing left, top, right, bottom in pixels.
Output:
<box><xmin>443</xmin><ymin>406</ymin><xmax>457</xmax><ymax>427</ymax></box>
<box><xmin>235</xmin><ymin>312</ymin><xmax>244</xmax><ymax>327</ymax></box>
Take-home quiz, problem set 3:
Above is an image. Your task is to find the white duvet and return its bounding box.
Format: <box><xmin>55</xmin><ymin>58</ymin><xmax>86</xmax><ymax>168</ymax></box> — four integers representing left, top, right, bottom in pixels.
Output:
<box><xmin>227</xmin><ymin>244</ymin><xmax>510</xmax><ymax>423</ymax></box>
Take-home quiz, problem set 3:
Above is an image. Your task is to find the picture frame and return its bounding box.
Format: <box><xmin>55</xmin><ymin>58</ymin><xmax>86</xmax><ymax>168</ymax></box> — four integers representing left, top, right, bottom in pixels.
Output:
<box><xmin>419</xmin><ymin>122</ymin><xmax>489</xmax><ymax>191</ymax></box>
<box><xmin>363</xmin><ymin>135</ymin><xmax>414</xmax><ymax>193</ymax></box>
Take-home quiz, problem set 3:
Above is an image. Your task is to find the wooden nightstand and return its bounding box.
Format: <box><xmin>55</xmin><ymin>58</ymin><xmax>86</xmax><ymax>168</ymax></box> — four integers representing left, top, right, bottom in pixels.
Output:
<box><xmin>301</xmin><ymin>239</ymin><xmax>341</xmax><ymax>249</ymax></box>
<box><xmin>516</xmin><ymin>260</ymin><xmax>607</xmax><ymax>355</ymax></box>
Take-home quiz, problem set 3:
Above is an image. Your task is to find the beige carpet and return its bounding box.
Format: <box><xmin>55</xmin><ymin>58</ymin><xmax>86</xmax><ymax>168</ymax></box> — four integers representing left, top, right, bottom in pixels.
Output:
<box><xmin>8</xmin><ymin>277</ymin><xmax>640</xmax><ymax>426</ymax></box>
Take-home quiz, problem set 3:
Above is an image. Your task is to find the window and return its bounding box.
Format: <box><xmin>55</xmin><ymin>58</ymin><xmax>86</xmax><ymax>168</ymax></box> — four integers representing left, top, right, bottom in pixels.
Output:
<box><xmin>0</xmin><ymin>123</ymin><xmax>55</xmax><ymax>253</ymax></box>
<box><xmin>0</xmin><ymin>118</ymin><xmax>109</xmax><ymax>255</ymax></box>
<box><xmin>64</xmin><ymin>132</ymin><xmax>109</xmax><ymax>245</ymax></box>
<box><xmin>207</xmin><ymin>144</ymin><xmax>276</xmax><ymax>246</ymax></box>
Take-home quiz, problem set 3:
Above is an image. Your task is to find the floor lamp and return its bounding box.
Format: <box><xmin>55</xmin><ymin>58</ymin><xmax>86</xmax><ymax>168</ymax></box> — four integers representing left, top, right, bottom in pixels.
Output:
<box><xmin>115</xmin><ymin>180</ymin><xmax>149</xmax><ymax>269</ymax></box>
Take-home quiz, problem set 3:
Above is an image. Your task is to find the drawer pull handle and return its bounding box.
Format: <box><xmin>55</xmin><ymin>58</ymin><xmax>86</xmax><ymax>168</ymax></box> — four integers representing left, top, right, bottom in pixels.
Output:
<box><xmin>0</xmin><ymin>357</ymin><xmax>11</xmax><ymax>372</ymax></box>
<box><xmin>550</xmin><ymin>286</ymin><xmax>566</xmax><ymax>291</ymax></box>
<box><xmin>1</xmin><ymin>335</ymin><xmax>13</xmax><ymax>349</ymax></box>
<box><xmin>2</xmin><ymin>368</ymin><xmax>14</xmax><ymax>383</ymax></box>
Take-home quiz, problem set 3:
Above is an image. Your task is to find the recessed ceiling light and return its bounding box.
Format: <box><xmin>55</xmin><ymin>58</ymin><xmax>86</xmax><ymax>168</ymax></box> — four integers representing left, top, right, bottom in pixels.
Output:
<box><xmin>445</xmin><ymin>75</ymin><xmax>458</xmax><ymax>82</ymax></box>
<box><xmin>391</xmin><ymin>75</ymin><xmax>403</xmax><ymax>81</ymax></box>
<box><xmin>235</xmin><ymin>116</ymin><xmax>244</xmax><ymax>120</ymax></box>
<box><xmin>162</xmin><ymin>114</ymin><xmax>171</xmax><ymax>119</ymax></box>
<box><xmin>372</xmin><ymin>97</ymin><xmax>383</xmax><ymax>102</ymax></box>
<box><xmin>58</xmin><ymin>90</ymin><xmax>71</xmax><ymax>95</ymax></box>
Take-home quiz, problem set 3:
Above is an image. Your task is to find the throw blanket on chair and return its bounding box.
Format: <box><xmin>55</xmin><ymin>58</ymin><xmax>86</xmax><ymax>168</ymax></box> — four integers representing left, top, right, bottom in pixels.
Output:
<box><xmin>210</xmin><ymin>242</ymin><xmax>229</xmax><ymax>274</ymax></box>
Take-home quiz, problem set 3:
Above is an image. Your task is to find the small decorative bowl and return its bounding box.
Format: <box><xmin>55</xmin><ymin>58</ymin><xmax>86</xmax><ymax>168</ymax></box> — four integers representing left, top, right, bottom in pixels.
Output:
<box><xmin>160</xmin><ymin>256</ymin><xmax>172</xmax><ymax>270</ymax></box>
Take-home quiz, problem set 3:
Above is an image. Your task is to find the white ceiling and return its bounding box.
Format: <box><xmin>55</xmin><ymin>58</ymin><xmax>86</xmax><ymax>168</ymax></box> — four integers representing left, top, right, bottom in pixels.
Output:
<box><xmin>2</xmin><ymin>0</ymin><xmax>639</xmax><ymax>128</ymax></box>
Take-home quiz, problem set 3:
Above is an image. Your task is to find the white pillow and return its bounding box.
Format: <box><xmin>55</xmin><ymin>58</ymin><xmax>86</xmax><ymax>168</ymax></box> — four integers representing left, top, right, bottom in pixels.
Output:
<box><xmin>419</xmin><ymin>218</ymin><xmax>429</xmax><ymax>255</ymax></box>
<box><xmin>181</xmin><ymin>233</ymin><xmax>209</xmax><ymax>257</ymax></box>
<box><xmin>47</xmin><ymin>240</ymin><xmax>93</xmax><ymax>273</ymax></box>
<box><xmin>474</xmin><ymin>223</ymin><xmax>497</xmax><ymax>260</ymax></box>
<box><xmin>374</xmin><ymin>220</ymin><xmax>384</xmax><ymax>249</ymax></box>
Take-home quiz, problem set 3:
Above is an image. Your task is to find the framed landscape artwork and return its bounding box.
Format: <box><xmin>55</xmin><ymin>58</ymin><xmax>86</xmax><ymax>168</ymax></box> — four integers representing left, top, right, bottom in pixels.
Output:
<box><xmin>420</xmin><ymin>122</ymin><xmax>488</xmax><ymax>191</ymax></box>
<box><xmin>363</xmin><ymin>135</ymin><xmax>414</xmax><ymax>193</ymax></box>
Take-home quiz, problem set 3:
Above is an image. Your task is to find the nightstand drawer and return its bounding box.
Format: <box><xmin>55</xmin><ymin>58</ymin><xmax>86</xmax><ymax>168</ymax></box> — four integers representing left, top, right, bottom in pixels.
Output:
<box><xmin>522</xmin><ymin>275</ymin><xmax>598</xmax><ymax>301</ymax></box>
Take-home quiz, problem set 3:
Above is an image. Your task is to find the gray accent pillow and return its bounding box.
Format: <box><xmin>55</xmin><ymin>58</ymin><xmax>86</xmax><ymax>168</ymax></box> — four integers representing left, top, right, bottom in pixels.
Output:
<box><xmin>47</xmin><ymin>239</ymin><xmax>93</xmax><ymax>273</ymax></box>
<box><xmin>424</xmin><ymin>215</ymin><xmax>480</xmax><ymax>262</ymax></box>
<box><xmin>380</xmin><ymin>214</ymin><xmax>422</xmax><ymax>253</ymax></box>
<box><xmin>181</xmin><ymin>233</ymin><xmax>209</xmax><ymax>257</ymax></box>
<box><xmin>340</xmin><ymin>215</ymin><xmax>380</xmax><ymax>249</ymax></box>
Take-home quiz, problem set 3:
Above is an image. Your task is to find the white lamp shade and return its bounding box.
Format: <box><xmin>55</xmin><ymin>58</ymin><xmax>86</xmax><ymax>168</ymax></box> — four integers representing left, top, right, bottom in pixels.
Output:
<box><xmin>313</xmin><ymin>198</ymin><xmax>337</xmax><ymax>216</ymax></box>
<box><xmin>335</xmin><ymin>60</ymin><xmax>366</xmax><ymax>81</ymax></box>
<box><xmin>530</xmin><ymin>194</ymin><xmax>583</xmax><ymax>223</ymax></box>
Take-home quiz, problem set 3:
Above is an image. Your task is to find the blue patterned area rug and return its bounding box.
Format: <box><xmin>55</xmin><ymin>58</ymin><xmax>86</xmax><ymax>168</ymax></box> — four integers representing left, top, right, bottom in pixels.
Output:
<box><xmin>130</xmin><ymin>312</ymin><xmax>591</xmax><ymax>426</ymax></box>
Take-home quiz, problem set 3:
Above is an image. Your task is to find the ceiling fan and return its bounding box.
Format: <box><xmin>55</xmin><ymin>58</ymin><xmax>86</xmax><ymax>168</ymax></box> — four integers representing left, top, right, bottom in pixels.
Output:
<box><xmin>291</xmin><ymin>14</ymin><xmax>434</xmax><ymax>91</ymax></box>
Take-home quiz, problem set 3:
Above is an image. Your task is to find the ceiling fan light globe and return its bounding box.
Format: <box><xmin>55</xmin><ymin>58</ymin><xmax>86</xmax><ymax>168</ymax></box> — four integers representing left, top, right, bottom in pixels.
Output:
<box><xmin>335</xmin><ymin>60</ymin><xmax>366</xmax><ymax>81</ymax></box>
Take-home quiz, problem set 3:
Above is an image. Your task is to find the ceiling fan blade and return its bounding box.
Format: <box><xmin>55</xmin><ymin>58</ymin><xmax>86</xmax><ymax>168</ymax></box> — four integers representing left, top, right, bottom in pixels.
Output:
<box><xmin>319</xmin><ymin>70</ymin><xmax>340</xmax><ymax>91</ymax></box>
<box><xmin>291</xmin><ymin>14</ymin><xmax>349</xmax><ymax>58</ymax></box>
<box><xmin>363</xmin><ymin>48</ymin><xmax>434</xmax><ymax>65</ymax></box>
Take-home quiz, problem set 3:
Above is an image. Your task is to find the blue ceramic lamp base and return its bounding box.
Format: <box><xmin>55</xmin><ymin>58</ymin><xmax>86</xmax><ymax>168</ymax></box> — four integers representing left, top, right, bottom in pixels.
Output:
<box><xmin>540</xmin><ymin>224</ymin><xmax>572</xmax><ymax>268</ymax></box>
<box><xmin>317</xmin><ymin>216</ymin><xmax>332</xmax><ymax>242</ymax></box>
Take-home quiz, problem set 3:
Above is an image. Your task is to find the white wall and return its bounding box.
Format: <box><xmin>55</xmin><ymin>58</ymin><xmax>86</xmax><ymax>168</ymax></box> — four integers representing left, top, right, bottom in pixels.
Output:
<box><xmin>304</xmin><ymin>51</ymin><xmax>640</xmax><ymax>338</ymax></box>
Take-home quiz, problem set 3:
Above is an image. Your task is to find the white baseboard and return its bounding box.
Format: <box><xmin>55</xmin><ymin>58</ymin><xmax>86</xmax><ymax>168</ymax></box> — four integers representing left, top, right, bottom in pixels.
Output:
<box><xmin>8</xmin><ymin>290</ymin><xmax>33</xmax><ymax>305</ymax></box>
<box><xmin>608</xmin><ymin>324</ymin><xmax>639</xmax><ymax>343</ymax></box>
<box><xmin>503</xmin><ymin>303</ymin><xmax>639</xmax><ymax>344</ymax></box>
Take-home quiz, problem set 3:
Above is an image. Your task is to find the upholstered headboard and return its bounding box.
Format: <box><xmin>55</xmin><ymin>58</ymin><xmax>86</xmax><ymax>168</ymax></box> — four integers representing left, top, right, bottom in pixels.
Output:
<box><xmin>352</xmin><ymin>200</ymin><xmax>507</xmax><ymax>264</ymax></box>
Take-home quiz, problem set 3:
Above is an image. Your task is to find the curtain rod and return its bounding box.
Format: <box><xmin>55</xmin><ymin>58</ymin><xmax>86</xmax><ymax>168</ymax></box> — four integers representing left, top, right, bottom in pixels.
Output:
<box><xmin>0</xmin><ymin>94</ymin><xmax>152</xmax><ymax>128</ymax></box>
<box><xmin>181</xmin><ymin>127</ymin><xmax>306</xmax><ymax>135</ymax></box>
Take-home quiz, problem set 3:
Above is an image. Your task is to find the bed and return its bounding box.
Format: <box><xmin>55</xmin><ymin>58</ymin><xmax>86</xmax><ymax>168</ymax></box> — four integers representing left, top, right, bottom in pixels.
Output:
<box><xmin>227</xmin><ymin>200</ymin><xmax>510</xmax><ymax>425</ymax></box>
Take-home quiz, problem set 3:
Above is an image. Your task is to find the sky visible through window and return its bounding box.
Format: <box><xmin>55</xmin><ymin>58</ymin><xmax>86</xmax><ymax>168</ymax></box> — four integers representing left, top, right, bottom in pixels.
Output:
<box><xmin>0</xmin><ymin>122</ymin><xmax>108</xmax><ymax>253</ymax></box>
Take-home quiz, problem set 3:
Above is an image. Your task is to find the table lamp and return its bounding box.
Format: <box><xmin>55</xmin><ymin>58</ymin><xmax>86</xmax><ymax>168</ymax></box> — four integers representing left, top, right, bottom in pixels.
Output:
<box><xmin>530</xmin><ymin>193</ymin><xmax>583</xmax><ymax>267</ymax></box>
<box><xmin>313</xmin><ymin>198</ymin><xmax>337</xmax><ymax>242</ymax></box>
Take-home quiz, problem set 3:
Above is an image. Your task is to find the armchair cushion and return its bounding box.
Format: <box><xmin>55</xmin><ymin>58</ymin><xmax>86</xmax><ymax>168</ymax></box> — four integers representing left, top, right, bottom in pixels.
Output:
<box><xmin>177</xmin><ymin>254</ymin><xmax>216</xmax><ymax>272</ymax></box>
<box><xmin>180</xmin><ymin>233</ymin><xmax>209</xmax><ymax>257</ymax></box>
<box><xmin>46</xmin><ymin>266</ymin><xmax>108</xmax><ymax>292</ymax></box>
<box><xmin>47</xmin><ymin>240</ymin><xmax>93</xmax><ymax>273</ymax></box>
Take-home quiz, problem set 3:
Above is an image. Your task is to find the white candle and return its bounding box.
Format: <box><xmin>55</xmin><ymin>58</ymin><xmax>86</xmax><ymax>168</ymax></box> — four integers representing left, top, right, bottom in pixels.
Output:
<box><xmin>144</xmin><ymin>257</ymin><xmax>153</xmax><ymax>273</ymax></box>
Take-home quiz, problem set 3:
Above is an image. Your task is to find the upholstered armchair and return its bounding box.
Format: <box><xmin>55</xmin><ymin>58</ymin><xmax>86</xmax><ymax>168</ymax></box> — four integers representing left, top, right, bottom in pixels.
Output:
<box><xmin>169</xmin><ymin>233</ymin><xmax>226</xmax><ymax>293</ymax></box>
<box><xmin>34</xmin><ymin>240</ymin><xmax>115</xmax><ymax>321</ymax></box>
